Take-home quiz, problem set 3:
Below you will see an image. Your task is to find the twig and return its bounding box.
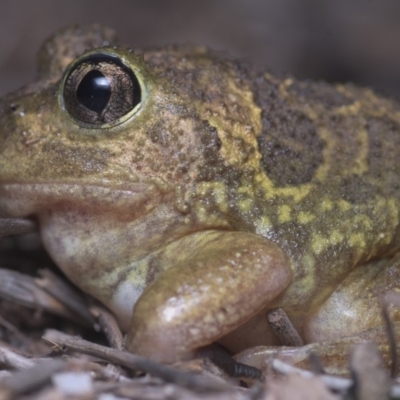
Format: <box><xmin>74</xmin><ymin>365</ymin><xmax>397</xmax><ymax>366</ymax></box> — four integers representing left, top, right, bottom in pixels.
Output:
<box><xmin>0</xmin><ymin>342</ymin><xmax>36</xmax><ymax>370</ymax></box>
<box><xmin>94</xmin><ymin>378</ymin><xmax>255</xmax><ymax>400</ymax></box>
<box><xmin>67</xmin><ymin>358</ymin><xmax>132</xmax><ymax>382</ymax></box>
<box><xmin>0</xmin><ymin>218</ymin><xmax>37</xmax><ymax>237</ymax></box>
<box><xmin>0</xmin><ymin>268</ymin><xmax>81</xmax><ymax>323</ymax></box>
<box><xmin>43</xmin><ymin>329</ymin><xmax>229</xmax><ymax>392</ymax></box>
<box><xmin>272</xmin><ymin>356</ymin><xmax>400</xmax><ymax>398</ymax></box>
<box><xmin>90</xmin><ymin>304</ymin><xmax>124</xmax><ymax>350</ymax></box>
<box><xmin>0</xmin><ymin>314</ymin><xmax>26</xmax><ymax>342</ymax></box>
<box><xmin>36</xmin><ymin>269</ymin><xmax>94</xmax><ymax>327</ymax></box>
<box><xmin>382</xmin><ymin>291</ymin><xmax>400</xmax><ymax>378</ymax></box>
<box><xmin>1</xmin><ymin>358</ymin><xmax>66</xmax><ymax>395</ymax></box>
<box><xmin>266</xmin><ymin>308</ymin><xmax>304</xmax><ymax>346</ymax></box>
<box><xmin>197</xmin><ymin>344</ymin><xmax>262</xmax><ymax>379</ymax></box>
<box><xmin>272</xmin><ymin>358</ymin><xmax>351</xmax><ymax>391</ymax></box>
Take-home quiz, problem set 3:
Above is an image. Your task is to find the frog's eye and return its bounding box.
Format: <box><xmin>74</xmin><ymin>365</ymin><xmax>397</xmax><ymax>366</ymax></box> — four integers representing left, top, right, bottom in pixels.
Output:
<box><xmin>62</xmin><ymin>54</ymin><xmax>141</xmax><ymax>126</ymax></box>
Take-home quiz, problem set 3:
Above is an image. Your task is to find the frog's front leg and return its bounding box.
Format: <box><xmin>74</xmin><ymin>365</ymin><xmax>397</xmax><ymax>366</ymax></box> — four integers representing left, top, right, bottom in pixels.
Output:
<box><xmin>125</xmin><ymin>230</ymin><xmax>292</xmax><ymax>363</ymax></box>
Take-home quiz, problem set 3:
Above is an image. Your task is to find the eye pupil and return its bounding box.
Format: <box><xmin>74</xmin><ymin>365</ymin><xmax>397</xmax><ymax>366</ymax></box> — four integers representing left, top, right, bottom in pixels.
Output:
<box><xmin>77</xmin><ymin>70</ymin><xmax>111</xmax><ymax>113</ymax></box>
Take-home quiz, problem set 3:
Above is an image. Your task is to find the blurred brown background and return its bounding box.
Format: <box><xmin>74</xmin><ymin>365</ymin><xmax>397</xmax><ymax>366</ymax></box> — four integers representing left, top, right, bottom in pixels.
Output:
<box><xmin>1</xmin><ymin>0</ymin><xmax>400</xmax><ymax>98</ymax></box>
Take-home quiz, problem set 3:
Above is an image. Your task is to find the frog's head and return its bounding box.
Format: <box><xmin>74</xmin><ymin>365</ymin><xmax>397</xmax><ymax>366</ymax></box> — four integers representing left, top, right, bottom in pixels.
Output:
<box><xmin>0</xmin><ymin>24</ymin><xmax>261</xmax><ymax>216</ymax></box>
<box><xmin>0</xmin><ymin>25</ymin><xmax>262</xmax><ymax>316</ymax></box>
<box><xmin>0</xmin><ymin>28</ymin><xmax>196</xmax><ymax>212</ymax></box>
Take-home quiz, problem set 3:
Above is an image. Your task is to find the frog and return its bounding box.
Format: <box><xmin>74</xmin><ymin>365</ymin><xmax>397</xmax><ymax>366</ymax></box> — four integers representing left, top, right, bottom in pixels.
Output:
<box><xmin>0</xmin><ymin>24</ymin><xmax>400</xmax><ymax>371</ymax></box>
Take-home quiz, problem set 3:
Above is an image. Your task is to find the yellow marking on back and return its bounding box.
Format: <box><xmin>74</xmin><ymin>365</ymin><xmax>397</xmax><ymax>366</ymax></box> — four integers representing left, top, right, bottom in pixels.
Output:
<box><xmin>254</xmin><ymin>171</ymin><xmax>313</xmax><ymax>202</ymax></box>
<box><xmin>335</xmin><ymin>101</ymin><xmax>361</xmax><ymax>116</ymax></box>
<box><xmin>388</xmin><ymin>198</ymin><xmax>400</xmax><ymax>226</ymax></box>
<box><xmin>238</xmin><ymin>198</ymin><xmax>254</xmax><ymax>213</ymax></box>
<box><xmin>298</xmin><ymin>211</ymin><xmax>316</xmax><ymax>224</ymax></box>
<box><xmin>312</xmin><ymin>231</ymin><xmax>344</xmax><ymax>255</ymax></box>
<box><xmin>302</xmin><ymin>253</ymin><xmax>316</xmax><ymax>271</ymax></box>
<box><xmin>338</xmin><ymin>199</ymin><xmax>351</xmax><ymax>212</ymax></box>
<box><xmin>349</xmin><ymin>233</ymin><xmax>366</xmax><ymax>252</ymax></box>
<box><xmin>212</xmin><ymin>182</ymin><xmax>229</xmax><ymax>213</ymax></box>
<box><xmin>194</xmin><ymin>202</ymin><xmax>211</xmax><ymax>224</ymax></box>
<box><xmin>352</xmin><ymin>214</ymin><xmax>372</xmax><ymax>232</ymax></box>
<box><xmin>319</xmin><ymin>199</ymin><xmax>334</xmax><ymax>212</ymax></box>
<box><xmin>278</xmin><ymin>78</ymin><xmax>294</xmax><ymax>98</ymax></box>
<box><xmin>278</xmin><ymin>205</ymin><xmax>292</xmax><ymax>223</ymax></box>
<box><xmin>314</xmin><ymin>127</ymin><xmax>336</xmax><ymax>182</ymax></box>
<box><xmin>195</xmin><ymin>181</ymin><xmax>229</xmax><ymax>212</ymax></box>
<box><xmin>350</xmin><ymin>128</ymin><xmax>369</xmax><ymax>175</ymax></box>
<box><xmin>299</xmin><ymin>253</ymin><xmax>316</xmax><ymax>291</ymax></box>
<box><xmin>206</xmin><ymin>78</ymin><xmax>262</xmax><ymax>170</ymax></box>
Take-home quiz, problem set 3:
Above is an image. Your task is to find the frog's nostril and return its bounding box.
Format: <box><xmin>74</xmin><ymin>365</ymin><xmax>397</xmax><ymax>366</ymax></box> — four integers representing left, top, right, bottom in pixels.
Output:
<box><xmin>10</xmin><ymin>104</ymin><xmax>19</xmax><ymax>113</ymax></box>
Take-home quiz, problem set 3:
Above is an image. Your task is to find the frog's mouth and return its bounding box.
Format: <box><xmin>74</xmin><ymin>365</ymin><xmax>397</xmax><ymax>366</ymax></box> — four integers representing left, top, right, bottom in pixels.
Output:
<box><xmin>0</xmin><ymin>181</ymin><xmax>162</xmax><ymax>238</ymax></box>
<box><xmin>0</xmin><ymin>181</ymin><xmax>159</xmax><ymax>213</ymax></box>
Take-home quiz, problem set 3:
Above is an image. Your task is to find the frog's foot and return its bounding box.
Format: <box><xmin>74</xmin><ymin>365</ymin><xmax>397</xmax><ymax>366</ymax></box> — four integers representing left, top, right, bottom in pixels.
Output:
<box><xmin>247</xmin><ymin>253</ymin><xmax>400</xmax><ymax>375</ymax></box>
<box><xmin>125</xmin><ymin>230</ymin><xmax>292</xmax><ymax>364</ymax></box>
<box><xmin>234</xmin><ymin>342</ymin><xmax>348</xmax><ymax>376</ymax></box>
<box><xmin>234</xmin><ymin>320</ymin><xmax>400</xmax><ymax>376</ymax></box>
<box><xmin>304</xmin><ymin>253</ymin><xmax>400</xmax><ymax>344</ymax></box>
<box><xmin>237</xmin><ymin>254</ymin><xmax>400</xmax><ymax>375</ymax></box>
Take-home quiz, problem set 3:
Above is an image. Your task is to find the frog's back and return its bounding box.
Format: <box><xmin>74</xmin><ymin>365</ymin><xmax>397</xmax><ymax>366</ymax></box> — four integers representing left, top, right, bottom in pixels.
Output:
<box><xmin>255</xmin><ymin>74</ymin><xmax>400</xmax><ymax>202</ymax></box>
<box><xmin>159</xmin><ymin>47</ymin><xmax>400</xmax><ymax>271</ymax></box>
<box><xmin>236</xmin><ymin>73</ymin><xmax>400</xmax><ymax>312</ymax></box>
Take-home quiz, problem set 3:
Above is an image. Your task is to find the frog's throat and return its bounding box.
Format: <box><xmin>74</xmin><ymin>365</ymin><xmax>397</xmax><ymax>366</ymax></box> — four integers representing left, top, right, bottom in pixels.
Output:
<box><xmin>0</xmin><ymin>181</ymin><xmax>175</xmax><ymax>324</ymax></box>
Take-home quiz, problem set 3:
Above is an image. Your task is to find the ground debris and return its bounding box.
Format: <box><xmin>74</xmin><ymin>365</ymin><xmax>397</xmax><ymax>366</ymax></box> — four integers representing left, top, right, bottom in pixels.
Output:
<box><xmin>1</xmin><ymin>245</ymin><xmax>400</xmax><ymax>399</ymax></box>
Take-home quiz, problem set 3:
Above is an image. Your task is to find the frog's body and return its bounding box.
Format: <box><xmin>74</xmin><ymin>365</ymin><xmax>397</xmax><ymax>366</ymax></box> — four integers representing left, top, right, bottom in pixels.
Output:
<box><xmin>0</xmin><ymin>25</ymin><xmax>400</xmax><ymax>365</ymax></box>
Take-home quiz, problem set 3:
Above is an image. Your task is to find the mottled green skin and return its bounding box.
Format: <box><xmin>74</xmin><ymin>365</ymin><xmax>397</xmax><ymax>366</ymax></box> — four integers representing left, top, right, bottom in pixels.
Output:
<box><xmin>0</xmin><ymin>24</ymin><xmax>400</xmax><ymax>363</ymax></box>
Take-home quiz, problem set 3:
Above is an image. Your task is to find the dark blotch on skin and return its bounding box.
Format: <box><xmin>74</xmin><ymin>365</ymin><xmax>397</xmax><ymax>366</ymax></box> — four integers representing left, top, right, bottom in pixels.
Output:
<box><xmin>257</xmin><ymin>111</ymin><xmax>324</xmax><ymax>187</ymax></box>
<box><xmin>251</xmin><ymin>74</ymin><xmax>326</xmax><ymax>187</ymax></box>
<box><xmin>196</xmin><ymin>119</ymin><xmax>225</xmax><ymax>182</ymax></box>
<box><xmin>147</xmin><ymin>123</ymin><xmax>173</xmax><ymax>146</ymax></box>
<box><xmin>367</xmin><ymin>117</ymin><xmax>400</xmax><ymax>198</ymax></box>
<box><xmin>290</xmin><ymin>80</ymin><xmax>353</xmax><ymax>110</ymax></box>
<box><xmin>340</xmin><ymin>175</ymin><xmax>375</xmax><ymax>204</ymax></box>
<box><xmin>268</xmin><ymin>220</ymin><xmax>311</xmax><ymax>262</ymax></box>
